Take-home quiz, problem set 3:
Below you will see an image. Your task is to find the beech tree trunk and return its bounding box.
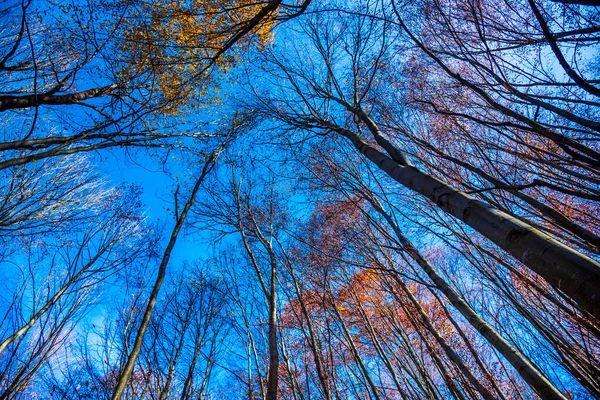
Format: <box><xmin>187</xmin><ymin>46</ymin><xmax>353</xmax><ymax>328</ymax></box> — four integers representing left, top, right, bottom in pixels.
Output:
<box><xmin>331</xmin><ymin>124</ymin><xmax>600</xmax><ymax>321</ymax></box>
<box><xmin>0</xmin><ymin>85</ymin><xmax>118</xmax><ymax>112</ymax></box>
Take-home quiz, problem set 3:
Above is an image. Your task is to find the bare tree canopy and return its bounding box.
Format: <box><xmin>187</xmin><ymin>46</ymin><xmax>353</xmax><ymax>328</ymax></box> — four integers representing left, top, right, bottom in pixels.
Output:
<box><xmin>1</xmin><ymin>0</ymin><xmax>598</xmax><ymax>399</ymax></box>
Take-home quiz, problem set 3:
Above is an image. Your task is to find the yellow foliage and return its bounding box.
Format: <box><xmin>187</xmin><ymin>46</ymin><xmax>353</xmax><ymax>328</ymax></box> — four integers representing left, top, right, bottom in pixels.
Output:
<box><xmin>119</xmin><ymin>0</ymin><xmax>277</xmax><ymax>112</ymax></box>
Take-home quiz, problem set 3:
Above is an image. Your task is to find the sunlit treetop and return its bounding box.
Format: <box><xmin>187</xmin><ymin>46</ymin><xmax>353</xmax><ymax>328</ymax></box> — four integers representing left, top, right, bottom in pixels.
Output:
<box><xmin>116</xmin><ymin>0</ymin><xmax>279</xmax><ymax>113</ymax></box>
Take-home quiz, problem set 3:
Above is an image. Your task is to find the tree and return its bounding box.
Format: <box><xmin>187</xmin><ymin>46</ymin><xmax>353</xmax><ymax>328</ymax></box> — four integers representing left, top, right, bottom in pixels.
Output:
<box><xmin>3</xmin><ymin>0</ymin><xmax>600</xmax><ymax>398</ymax></box>
<box><xmin>248</xmin><ymin>1</ymin><xmax>600</xmax><ymax>320</ymax></box>
<box><xmin>110</xmin><ymin>136</ymin><xmax>228</xmax><ymax>399</ymax></box>
<box><xmin>0</xmin><ymin>169</ymin><xmax>148</xmax><ymax>398</ymax></box>
<box><xmin>194</xmin><ymin>160</ymin><xmax>289</xmax><ymax>400</ymax></box>
<box><xmin>0</xmin><ymin>0</ymin><xmax>311</xmax><ymax>171</ymax></box>
<box><xmin>1</xmin><ymin>1</ymin><xmax>312</xmax><ymax>398</ymax></box>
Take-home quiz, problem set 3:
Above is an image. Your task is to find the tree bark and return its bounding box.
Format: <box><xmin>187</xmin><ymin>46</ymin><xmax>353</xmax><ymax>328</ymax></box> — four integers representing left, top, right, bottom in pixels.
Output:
<box><xmin>327</xmin><ymin>122</ymin><xmax>600</xmax><ymax>321</ymax></box>
<box><xmin>0</xmin><ymin>85</ymin><xmax>118</xmax><ymax>112</ymax></box>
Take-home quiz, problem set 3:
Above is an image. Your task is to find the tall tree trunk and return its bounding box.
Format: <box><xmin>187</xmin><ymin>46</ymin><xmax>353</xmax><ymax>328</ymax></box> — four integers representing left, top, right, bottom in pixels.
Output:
<box><xmin>266</xmin><ymin>251</ymin><xmax>279</xmax><ymax>400</ymax></box>
<box><xmin>327</xmin><ymin>121</ymin><xmax>600</xmax><ymax>320</ymax></box>
<box><xmin>347</xmin><ymin>285</ymin><xmax>413</xmax><ymax>400</ymax></box>
<box><xmin>366</xmin><ymin>194</ymin><xmax>567</xmax><ymax>400</ymax></box>
<box><xmin>394</xmin><ymin>276</ymin><xmax>495</xmax><ymax>400</ymax></box>
<box><xmin>111</xmin><ymin>154</ymin><xmax>218</xmax><ymax>399</ymax></box>
<box><xmin>328</xmin><ymin>289</ymin><xmax>382</xmax><ymax>400</ymax></box>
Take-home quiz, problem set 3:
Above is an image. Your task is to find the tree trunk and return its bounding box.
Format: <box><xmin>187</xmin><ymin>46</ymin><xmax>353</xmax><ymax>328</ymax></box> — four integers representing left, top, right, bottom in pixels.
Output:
<box><xmin>368</xmin><ymin>194</ymin><xmax>567</xmax><ymax>400</ymax></box>
<box><xmin>111</xmin><ymin>155</ymin><xmax>218</xmax><ymax>399</ymax></box>
<box><xmin>266</xmin><ymin>251</ymin><xmax>280</xmax><ymax>400</ymax></box>
<box><xmin>331</xmin><ymin>123</ymin><xmax>600</xmax><ymax>320</ymax></box>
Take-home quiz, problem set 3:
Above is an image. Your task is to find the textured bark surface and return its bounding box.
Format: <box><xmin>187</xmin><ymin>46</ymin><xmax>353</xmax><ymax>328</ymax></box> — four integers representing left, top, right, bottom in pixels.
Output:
<box><xmin>266</xmin><ymin>253</ymin><xmax>279</xmax><ymax>400</ymax></box>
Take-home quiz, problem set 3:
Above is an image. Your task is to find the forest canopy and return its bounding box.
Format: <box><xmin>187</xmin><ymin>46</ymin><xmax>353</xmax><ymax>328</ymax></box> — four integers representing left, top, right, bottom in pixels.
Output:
<box><xmin>0</xmin><ymin>0</ymin><xmax>599</xmax><ymax>399</ymax></box>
